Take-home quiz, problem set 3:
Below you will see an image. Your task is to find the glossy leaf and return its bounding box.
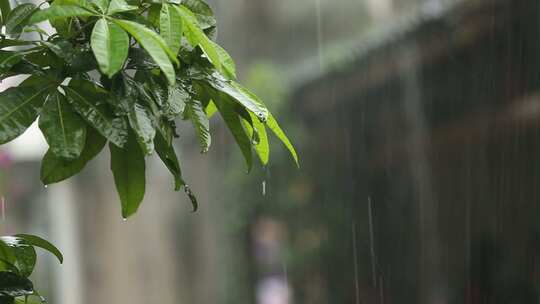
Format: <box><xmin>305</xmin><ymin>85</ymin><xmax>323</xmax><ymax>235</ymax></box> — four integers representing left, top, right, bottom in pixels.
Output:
<box><xmin>266</xmin><ymin>114</ymin><xmax>299</xmax><ymax>167</ymax></box>
<box><xmin>0</xmin><ymin>237</ymin><xmax>36</xmax><ymax>278</ymax></box>
<box><xmin>39</xmin><ymin>91</ymin><xmax>87</xmax><ymax>159</ymax></box>
<box><xmin>0</xmin><ymin>0</ymin><xmax>11</xmax><ymax>25</ymax></box>
<box><xmin>176</xmin><ymin>5</ymin><xmax>221</xmax><ymax>73</ymax></box>
<box><xmin>64</xmin><ymin>79</ymin><xmax>129</xmax><ymax>147</ymax></box>
<box><xmin>0</xmin><ymin>84</ymin><xmax>50</xmax><ymax>144</ymax></box>
<box><xmin>205</xmin><ymin>100</ymin><xmax>217</xmax><ymax>118</ymax></box>
<box><xmin>160</xmin><ymin>4</ymin><xmax>183</xmax><ymax>55</ymax></box>
<box><xmin>154</xmin><ymin>132</ymin><xmax>184</xmax><ymax>191</ymax></box>
<box><xmin>0</xmin><ymin>272</ymin><xmax>33</xmax><ymax>297</ymax></box>
<box><xmin>41</xmin><ymin>127</ymin><xmax>106</xmax><ymax>185</ymax></box>
<box><xmin>110</xmin><ymin>132</ymin><xmax>146</xmax><ymax>218</ymax></box>
<box><xmin>107</xmin><ymin>0</ymin><xmax>137</xmax><ymax>14</ymax></box>
<box><xmin>113</xmin><ymin>19</ymin><xmax>177</xmax><ymax>84</ymax></box>
<box><xmin>14</xmin><ymin>235</ymin><xmax>63</xmax><ymax>264</ymax></box>
<box><xmin>0</xmin><ymin>51</ymin><xmax>23</xmax><ymax>74</ymax></box>
<box><xmin>199</xmin><ymin>74</ymin><xmax>268</xmax><ymax>121</ymax></box>
<box><xmin>91</xmin><ymin>0</ymin><xmax>109</xmax><ymax>13</ymax></box>
<box><xmin>91</xmin><ymin>18</ymin><xmax>129</xmax><ymax>77</ymax></box>
<box><xmin>181</xmin><ymin>0</ymin><xmax>215</xmax><ymax>29</ymax></box>
<box><xmin>29</xmin><ymin>5</ymin><xmax>96</xmax><ymax>24</ymax></box>
<box><xmin>244</xmin><ymin>112</ymin><xmax>269</xmax><ymax>165</ymax></box>
<box><xmin>128</xmin><ymin>102</ymin><xmax>156</xmax><ymax>155</ymax></box>
<box><xmin>5</xmin><ymin>3</ymin><xmax>36</xmax><ymax>35</ymax></box>
<box><xmin>211</xmin><ymin>41</ymin><xmax>236</xmax><ymax>79</ymax></box>
<box><xmin>185</xmin><ymin>99</ymin><xmax>210</xmax><ymax>153</ymax></box>
<box><xmin>214</xmin><ymin>95</ymin><xmax>252</xmax><ymax>171</ymax></box>
<box><xmin>164</xmin><ymin>84</ymin><xmax>188</xmax><ymax>120</ymax></box>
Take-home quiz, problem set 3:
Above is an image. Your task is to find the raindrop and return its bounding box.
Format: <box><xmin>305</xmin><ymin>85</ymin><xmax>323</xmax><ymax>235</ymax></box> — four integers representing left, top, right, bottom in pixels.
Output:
<box><xmin>262</xmin><ymin>180</ymin><xmax>266</xmax><ymax>196</ymax></box>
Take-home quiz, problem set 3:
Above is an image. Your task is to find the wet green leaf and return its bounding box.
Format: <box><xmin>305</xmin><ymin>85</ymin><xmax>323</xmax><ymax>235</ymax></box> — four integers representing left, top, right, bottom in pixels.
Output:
<box><xmin>185</xmin><ymin>99</ymin><xmax>210</xmax><ymax>153</ymax></box>
<box><xmin>64</xmin><ymin>79</ymin><xmax>128</xmax><ymax>147</ymax></box>
<box><xmin>41</xmin><ymin>127</ymin><xmax>106</xmax><ymax>185</ymax></box>
<box><xmin>154</xmin><ymin>132</ymin><xmax>184</xmax><ymax>191</ymax></box>
<box><xmin>211</xmin><ymin>41</ymin><xmax>236</xmax><ymax>79</ymax></box>
<box><xmin>266</xmin><ymin>113</ymin><xmax>298</xmax><ymax>167</ymax></box>
<box><xmin>107</xmin><ymin>0</ymin><xmax>137</xmax><ymax>14</ymax></box>
<box><xmin>39</xmin><ymin>91</ymin><xmax>87</xmax><ymax>159</ymax></box>
<box><xmin>28</xmin><ymin>5</ymin><xmax>96</xmax><ymax>24</ymax></box>
<box><xmin>128</xmin><ymin>102</ymin><xmax>156</xmax><ymax>155</ymax></box>
<box><xmin>0</xmin><ymin>0</ymin><xmax>11</xmax><ymax>25</ymax></box>
<box><xmin>164</xmin><ymin>84</ymin><xmax>188</xmax><ymax>120</ymax></box>
<box><xmin>214</xmin><ymin>94</ymin><xmax>252</xmax><ymax>171</ymax></box>
<box><xmin>160</xmin><ymin>3</ymin><xmax>183</xmax><ymax>55</ymax></box>
<box><xmin>5</xmin><ymin>4</ymin><xmax>36</xmax><ymax>35</ymax></box>
<box><xmin>113</xmin><ymin>19</ymin><xmax>177</xmax><ymax>84</ymax></box>
<box><xmin>0</xmin><ymin>237</ymin><xmax>36</xmax><ymax>278</ymax></box>
<box><xmin>198</xmin><ymin>73</ymin><xmax>268</xmax><ymax>121</ymax></box>
<box><xmin>244</xmin><ymin>112</ymin><xmax>269</xmax><ymax>165</ymax></box>
<box><xmin>0</xmin><ymin>272</ymin><xmax>33</xmax><ymax>298</ymax></box>
<box><xmin>0</xmin><ymin>83</ymin><xmax>50</xmax><ymax>144</ymax></box>
<box><xmin>14</xmin><ymin>235</ymin><xmax>63</xmax><ymax>264</ymax></box>
<box><xmin>110</xmin><ymin>132</ymin><xmax>146</xmax><ymax>218</ymax></box>
<box><xmin>176</xmin><ymin>5</ymin><xmax>221</xmax><ymax>73</ymax></box>
<box><xmin>0</xmin><ymin>51</ymin><xmax>23</xmax><ymax>74</ymax></box>
<box><xmin>91</xmin><ymin>18</ymin><xmax>129</xmax><ymax>77</ymax></box>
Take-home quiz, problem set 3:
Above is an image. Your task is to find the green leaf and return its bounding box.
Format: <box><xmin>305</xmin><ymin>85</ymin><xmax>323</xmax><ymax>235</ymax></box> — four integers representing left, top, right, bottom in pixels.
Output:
<box><xmin>128</xmin><ymin>103</ymin><xmax>156</xmax><ymax>155</ymax></box>
<box><xmin>0</xmin><ymin>39</ymin><xmax>31</xmax><ymax>49</ymax></box>
<box><xmin>198</xmin><ymin>74</ymin><xmax>268</xmax><ymax>121</ymax></box>
<box><xmin>91</xmin><ymin>18</ymin><xmax>129</xmax><ymax>77</ymax></box>
<box><xmin>266</xmin><ymin>114</ymin><xmax>299</xmax><ymax>167</ymax></box>
<box><xmin>41</xmin><ymin>127</ymin><xmax>106</xmax><ymax>185</ymax></box>
<box><xmin>91</xmin><ymin>0</ymin><xmax>109</xmax><ymax>13</ymax></box>
<box><xmin>181</xmin><ymin>0</ymin><xmax>215</xmax><ymax>29</ymax></box>
<box><xmin>205</xmin><ymin>100</ymin><xmax>217</xmax><ymax>118</ymax></box>
<box><xmin>214</xmin><ymin>95</ymin><xmax>252</xmax><ymax>171</ymax></box>
<box><xmin>64</xmin><ymin>79</ymin><xmax>129</xmax><ymax>147</ymax></box>
<box><xmin>113</xmin><ymin>19</ymin><xmax>177</xmax><ymax>84</ymax></box>
<box><xmin>0</xmin><ymin>272</ymin><xmax>33</xmax><ymax>298</ymax></box>
<box><xmin>211</xmin><ymin>41</ymin><xmax>236</xmax><ymax>79</ymax></box>
<box><xmin>185</xmin><ymin>99</ymin><xmax>210</xmax><ymax>153</ymax></box>
<box><xmin>244</xmin><ymin>112</ymin><xmax>269</xmax><ymax>165</ymax></box>
<box><xmin>160</xmin><ymin>4</ymin><xmax>183</xmax><ymax>55</ymax></box>
<box><xmin>154</xmin><ymin>132</ymin><xmax>184</xmax><ymax>191</ymax></box>
<box><xmin>154</xmin><ymin>133</ymin><xmax>197</xmax><ymax>211</ymax></box>
<box><xmin>110</xmin><ymin>132</ymin><xmax>146</xmax><ymax>218</ymax></box>
<box><xmin>164</xmin><ymin>84</ymin><xmax>188</xmax><ymax>120</ymax></box>
<box><xmin>28</xmin><ymin>5</ymin><xmax>96</xmax><ymax>24</ymax></box>
<box><xmin>39</xmin><ymin>91</ymin><xmax>87</xmax><ymax>159</ymax></box>
<box><xmin>176</xmin><ymin>5</ymin><xmax>221</xmax><ymax>73</ymax></box>
<box><xmin>107</xmin><ymin>0</ymin><xmax>137</xmax><ymax>14</ymax></box>
<box><xmin>0</xmin><ymin>237</ymin><xmax>36</xmax><ymax>278</ymax></box>
<box><xmin>0</xmin><ymin>0</ymin><xmax>11</xmax><ymax>25</ymax></box>
<box><xmin>13</xmin><ymin>235</ymin><xmax>63</xmax><ymax>264</ymax></box>
<box><xmin>5</xmin><ymin>3</ymin><xmax>36</xmax><ymax>35</ymax></box>
<box><xmin>0</xmin><ymin>51</ymin><xmax>23</xmax><ymax>74</ymax></box>
<box><xmin>0</xmin><ymin>84</ymin><xmax>50</xmax><ymax>144</ymax></box>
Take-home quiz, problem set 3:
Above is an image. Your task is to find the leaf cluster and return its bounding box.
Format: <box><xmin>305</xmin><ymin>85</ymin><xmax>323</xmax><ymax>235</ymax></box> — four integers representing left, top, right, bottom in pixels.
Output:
<box><xmin>0</xmin><ymin>0</ymin><xmax>298</xmax><ymax>217</ymax></box>
<box><xmin>0</xmin><ymin>234</ymin><xmax>62</xmax><ymax>304</ymax></box>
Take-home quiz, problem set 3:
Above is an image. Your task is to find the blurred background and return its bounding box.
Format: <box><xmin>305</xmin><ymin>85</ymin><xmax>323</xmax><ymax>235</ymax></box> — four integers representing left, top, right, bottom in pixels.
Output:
<box><xmin>3</xmin><ymin>0</ymin><xmax>540</xmax><ymax>303</ymax></box>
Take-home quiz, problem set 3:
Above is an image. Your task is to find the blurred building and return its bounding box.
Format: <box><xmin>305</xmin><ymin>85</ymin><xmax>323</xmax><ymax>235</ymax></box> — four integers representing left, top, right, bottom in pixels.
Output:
<box><xmin>289</xmin><ymin>0</ymin><xmax>540</xmax><ymax>303</ymax></box>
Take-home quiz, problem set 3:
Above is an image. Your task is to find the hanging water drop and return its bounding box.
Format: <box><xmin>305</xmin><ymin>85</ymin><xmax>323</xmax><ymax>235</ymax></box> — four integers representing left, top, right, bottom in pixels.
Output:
<box><xmin>262</xmin><ymin>180</ymin><xmax>266</xmax><ymax>196</ymax></box>
<box><xmin>44</xmin><ymin>185</ymin><xmax>48</xmax><ymax>189</ymax></box>
<box><xmin>122</xmin><ymin>218</ymin><xmax>127</xmax><ymax>222</ymax></box>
